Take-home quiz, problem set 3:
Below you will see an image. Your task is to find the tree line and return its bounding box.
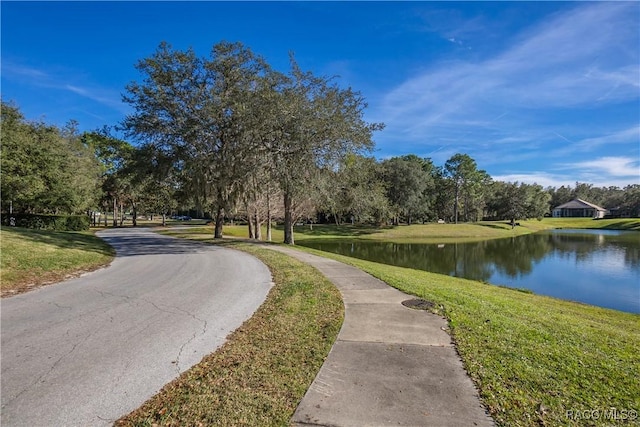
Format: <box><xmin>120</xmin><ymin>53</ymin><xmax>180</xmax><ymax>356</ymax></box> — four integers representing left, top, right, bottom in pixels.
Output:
<box><xmin>316</xmin><ymin>153</ymin><xmax>639</xmax><ymax>226</ymax></box>
<box><xmin>2</xmin><ymin>41</ymin><xmax>639</xmax><ymax>243</ymax></box>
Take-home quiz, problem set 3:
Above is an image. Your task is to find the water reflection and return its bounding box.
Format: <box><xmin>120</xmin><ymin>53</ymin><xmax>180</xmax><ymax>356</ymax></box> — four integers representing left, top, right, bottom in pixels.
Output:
<box><xmin>299</xmin><ymin>230</ymin><xmax>640</xmax><ymax>313</ymax></box>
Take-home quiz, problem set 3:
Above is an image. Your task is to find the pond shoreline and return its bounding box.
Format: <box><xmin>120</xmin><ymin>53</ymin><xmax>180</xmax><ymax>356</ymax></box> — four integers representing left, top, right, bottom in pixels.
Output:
<box><xmin>298</xmin><ymin>228</ymin><xmax>639</xmax><ymax>314</ymax></box>
<box><xmin>289</xmin><ymin>218</ymin><xmax>640</xmax><ymax>245</ymax></box>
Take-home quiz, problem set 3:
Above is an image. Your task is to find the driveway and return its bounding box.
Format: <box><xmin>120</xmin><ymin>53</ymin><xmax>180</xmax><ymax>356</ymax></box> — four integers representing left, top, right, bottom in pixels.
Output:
<box><xmin>1</xmin><ymin>228</ymin><xmax>272</xmax><ymax>426</ymax></box>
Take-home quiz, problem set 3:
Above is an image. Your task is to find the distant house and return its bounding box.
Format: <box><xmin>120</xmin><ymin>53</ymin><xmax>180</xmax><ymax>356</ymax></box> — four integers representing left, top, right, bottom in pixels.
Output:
<box><xmin>552</xmin><ymin>199</ymin><xmax>608</xmax><ymax>219</ymax></box>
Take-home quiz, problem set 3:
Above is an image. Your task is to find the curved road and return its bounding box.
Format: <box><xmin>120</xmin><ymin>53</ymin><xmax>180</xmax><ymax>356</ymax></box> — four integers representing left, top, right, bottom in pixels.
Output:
<box><xmin>1</xmin><ymin>228</ymin><xmax>272</xmax><ymax>426</ymax></box>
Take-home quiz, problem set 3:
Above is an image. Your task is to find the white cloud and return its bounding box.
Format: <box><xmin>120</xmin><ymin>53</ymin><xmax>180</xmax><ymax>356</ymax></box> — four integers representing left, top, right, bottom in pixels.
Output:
<box><xmin>447</xmin><ymin>37</ymin><xmax>465</xmax><ymax>47</ymax></box>
<box><xmin>2</xmin><ymin>63</ymin><xmax>49</xmax><ymax>80</ymax></box>
<box><xmin>578</xmin><ymin>126</ymin><xmax>640</xmax><ymax>150</ymax></box>
<box><xmin>496</xmin><ymin>156</ymin><xmax>640</xmax><ymax>188</ymax></box>
<box><xmin>65</xmin><ymin>85</ymin><xmax>90</xmax><ymax>96</ymax></box>
<box><xmin>494</xmin><ymin>167</ymin><xmax>640</xmax><ymax>189</ymax></box>
<box><xmin>2</xmin><ymin>60</ymin><xmax>128</xmax><ymax>113</ymax></box>
<box><xmin>563</xmin><ymin>157</ymin><xmax>640</xmax><ymax>178</ymax></box>
<box><xmin>64</xmin><ymin>84</ymin><xmax>125</xmax><ymax>111</ymax></box>
<box><xmin>492</xmin><ymin>173</ymin><xmax>571</xmax><ymax>188</ymax></box>
<box><xmin>544</xmin><ymin>126</ymin><xmax>640</xmax><ymax>160</ymax></box>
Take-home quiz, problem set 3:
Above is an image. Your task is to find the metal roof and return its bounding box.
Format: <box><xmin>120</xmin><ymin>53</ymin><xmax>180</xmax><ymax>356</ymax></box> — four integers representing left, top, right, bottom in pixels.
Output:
<box><xmin>553</xmin><ymin>198</ymin><xmax>607</xmax><ymax>211</ymax></box>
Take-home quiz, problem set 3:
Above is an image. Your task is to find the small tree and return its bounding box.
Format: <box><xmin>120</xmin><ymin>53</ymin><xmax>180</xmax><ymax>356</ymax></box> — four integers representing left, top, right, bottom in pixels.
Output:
<box><xmin>83</xmin><ymin>129</ymin><xmax>136</xmax><ymax>226</ymax></box>
<box><xmin>318</xmin><ymin>154</ymin><xmax>389</xmax><ymax>225</ymax></box>
<box><xmin>444</xmin><ymin>153</ymin><xmax>488</xmax><ymax>223</ymax></box>
<box><xmin>381</xmin><ymin>155</ymin><xmax>433</xmax><ymax>225</ymax></box>
<box><xmin>488</xmin><ymin>181</ymin><xmax>551</xmax><ymax>225</ymax></box>
<box><xmin>268</xmin><ymin>57</ymin><xmax>383</xmax><ymax>244</ymax></box>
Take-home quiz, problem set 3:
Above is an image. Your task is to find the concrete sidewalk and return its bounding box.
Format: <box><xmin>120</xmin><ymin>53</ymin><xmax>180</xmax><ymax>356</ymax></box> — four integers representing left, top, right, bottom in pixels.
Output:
<box><xmin>265</xmin><ymin>246</ymin><xmax>494</xmax><ymax>427</ymax></box>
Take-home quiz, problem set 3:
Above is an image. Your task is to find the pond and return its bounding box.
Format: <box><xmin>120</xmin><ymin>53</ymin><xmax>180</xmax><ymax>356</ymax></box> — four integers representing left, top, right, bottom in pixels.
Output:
<box><xmin>298</xmin><ymin>229</ymin><xmax>640</xmax><ymax>314</ymax></box>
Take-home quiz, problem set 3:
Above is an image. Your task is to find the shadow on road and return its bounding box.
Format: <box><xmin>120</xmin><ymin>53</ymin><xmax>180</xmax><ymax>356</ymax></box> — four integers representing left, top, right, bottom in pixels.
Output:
<box><xmin>98</xmin><ymin>230</ymin><xmax>218</xmax><ymax>257</ymax></box>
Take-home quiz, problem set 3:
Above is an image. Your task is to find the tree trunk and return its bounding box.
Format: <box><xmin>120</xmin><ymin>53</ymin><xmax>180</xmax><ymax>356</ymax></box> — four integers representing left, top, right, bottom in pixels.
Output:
<box><xmin>454</xmin><ymin>187</ymin><xmax>460</xmax><ymax>224</ymax></box>
<box><xmin>464</xmin><ymin>193</ymin><xmax>470</xmax><ymax>222</ymax></box>
<box><xmin>283</xmin><ymin>192</ymin><xmax>295</xmax><ymax>245</ymax></box>
<box><xmin>113</xmin><ymin>198</ymin><xmax>118</xmax><ymax>227</ymax></box>
<box><xmin>132</xmin><ymin>203</ymin><xmax>137</xmax><ymax>227</ymax></box>
<box><xmin>214</xmin><ymin>207</ymin><xmax>224</xmax><ymax>239</ymax></box>
<box><xmin>119</xmin><ymin>202</ymin><xmax>124</xmax><ymax>226</ymax></box>
<box><xmin>162</xmin><ymin>213</ymin><xmax>166</xmax><ymax>227</ymax></box>
<box><xmin>248</xmin><ymin>215</ymin><xmax>255</xmax><ymax>239</ymax></box>
<box><xmin>266</xmin><ymin>191</ymin><xmax>272</xmax><ymax>242</ymax></box>
<box><xmin>254</xmin><ymin>208</ymin><xmax>261</xmax><ymax>240</ymax></box>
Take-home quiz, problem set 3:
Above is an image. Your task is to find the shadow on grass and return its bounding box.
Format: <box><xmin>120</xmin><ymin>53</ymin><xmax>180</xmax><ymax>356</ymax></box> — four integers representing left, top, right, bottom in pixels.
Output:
<box><xmin>600</xmin><ymin>221</ymin><xmax>640</xmax><ymax>231</ymax></box>
<box><xmin>3</xmin><ymin>227</ymin><xmax>115</xmax><ymax>257</ymax></box>
<box><xmin>475</xmin><ymin>222</ymin><xmax>512</xmax><ymax>231</ymax></box>
<box><xmin>291</xmin><ymin>224</ymin><xmax>390</xmax><ymax>238</ymax></box>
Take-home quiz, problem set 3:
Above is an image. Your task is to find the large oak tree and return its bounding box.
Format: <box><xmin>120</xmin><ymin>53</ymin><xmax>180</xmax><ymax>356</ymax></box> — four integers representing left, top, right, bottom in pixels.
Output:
<box><xmin>123</xmin><ymin>43</ymin><xmax>381</xmax><ymax>243</ymax></box>
<box><xmin>122</xmin><ymin>41</ymin><xmax>270</xmax><ymax>238</ymax></box>
<box><xmin>265</xmin><ymin>58</ymin><xmax>383</xmax><ymax>243</ymax></box>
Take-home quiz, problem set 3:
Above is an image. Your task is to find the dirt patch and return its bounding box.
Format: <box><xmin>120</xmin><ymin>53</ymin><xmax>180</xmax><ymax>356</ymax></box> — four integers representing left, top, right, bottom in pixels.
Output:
<box><xmin>1</xmin><ymin>264</ymin><xmax>110</xmax><ymax>298</ymax></box>
<box><xmin>401</xmin><ymin>298</ymin><xmax>436</xmax><ymax>311</ymax></box>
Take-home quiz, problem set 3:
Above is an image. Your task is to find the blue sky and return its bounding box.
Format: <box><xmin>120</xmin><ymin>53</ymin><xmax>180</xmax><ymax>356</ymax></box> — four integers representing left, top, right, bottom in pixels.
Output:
<box><xmin>2</xmin><ymin>1</ymin><xmax>639</xmax><ymax>188</ymax></box>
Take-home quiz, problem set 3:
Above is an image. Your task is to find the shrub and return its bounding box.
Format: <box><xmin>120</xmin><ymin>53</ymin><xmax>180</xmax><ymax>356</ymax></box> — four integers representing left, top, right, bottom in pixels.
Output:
<box><xmin>64</xmin><ymin>215</ymin><xmax>90</xmax><ymax>231</ymax></box>
<box><xmin>1</xmin><ymin>213</ymin><xmax>89</xmax><ymax>231</ymax></box>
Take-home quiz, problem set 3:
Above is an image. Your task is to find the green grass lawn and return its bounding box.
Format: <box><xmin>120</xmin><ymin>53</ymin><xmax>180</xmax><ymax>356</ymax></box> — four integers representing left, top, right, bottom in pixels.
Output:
<box><xmin>0</xmin><ymin>227</ymin><xmax>115</xmax><ymax>296</ymax></box>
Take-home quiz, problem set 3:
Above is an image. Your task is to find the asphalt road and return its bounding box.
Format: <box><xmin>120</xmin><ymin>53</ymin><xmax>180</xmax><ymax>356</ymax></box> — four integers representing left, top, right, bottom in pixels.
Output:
<box><xmin>1</xmin><ymin>228</ymin><xmax>272</xmax><ymax>427</ymax></box>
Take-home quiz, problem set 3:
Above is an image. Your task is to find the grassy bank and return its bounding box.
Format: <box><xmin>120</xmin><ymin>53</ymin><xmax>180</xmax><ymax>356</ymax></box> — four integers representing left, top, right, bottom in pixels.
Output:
<box><xmin>0</xmin><ymin>227</ymin><xmax>115</xmax><ymax>296</ymax></box>
<box><xmin>116</xmin><ymin>243</ymin><xmax>343</xmax><ymax>426</ymax></box>
<box><xmin>530</xmin><ymin>217</ymin><xmax>640</xmax><ymax>231</ymax></box>
<box><xmin>294</xmin><ymin>246</ymin><xmax>640</xmax><ymax>427</ymax></box>
<box><xmin>164</xmin><ymin>217</ymin><xmax>639</xmax><ymax>244</ymax></box>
